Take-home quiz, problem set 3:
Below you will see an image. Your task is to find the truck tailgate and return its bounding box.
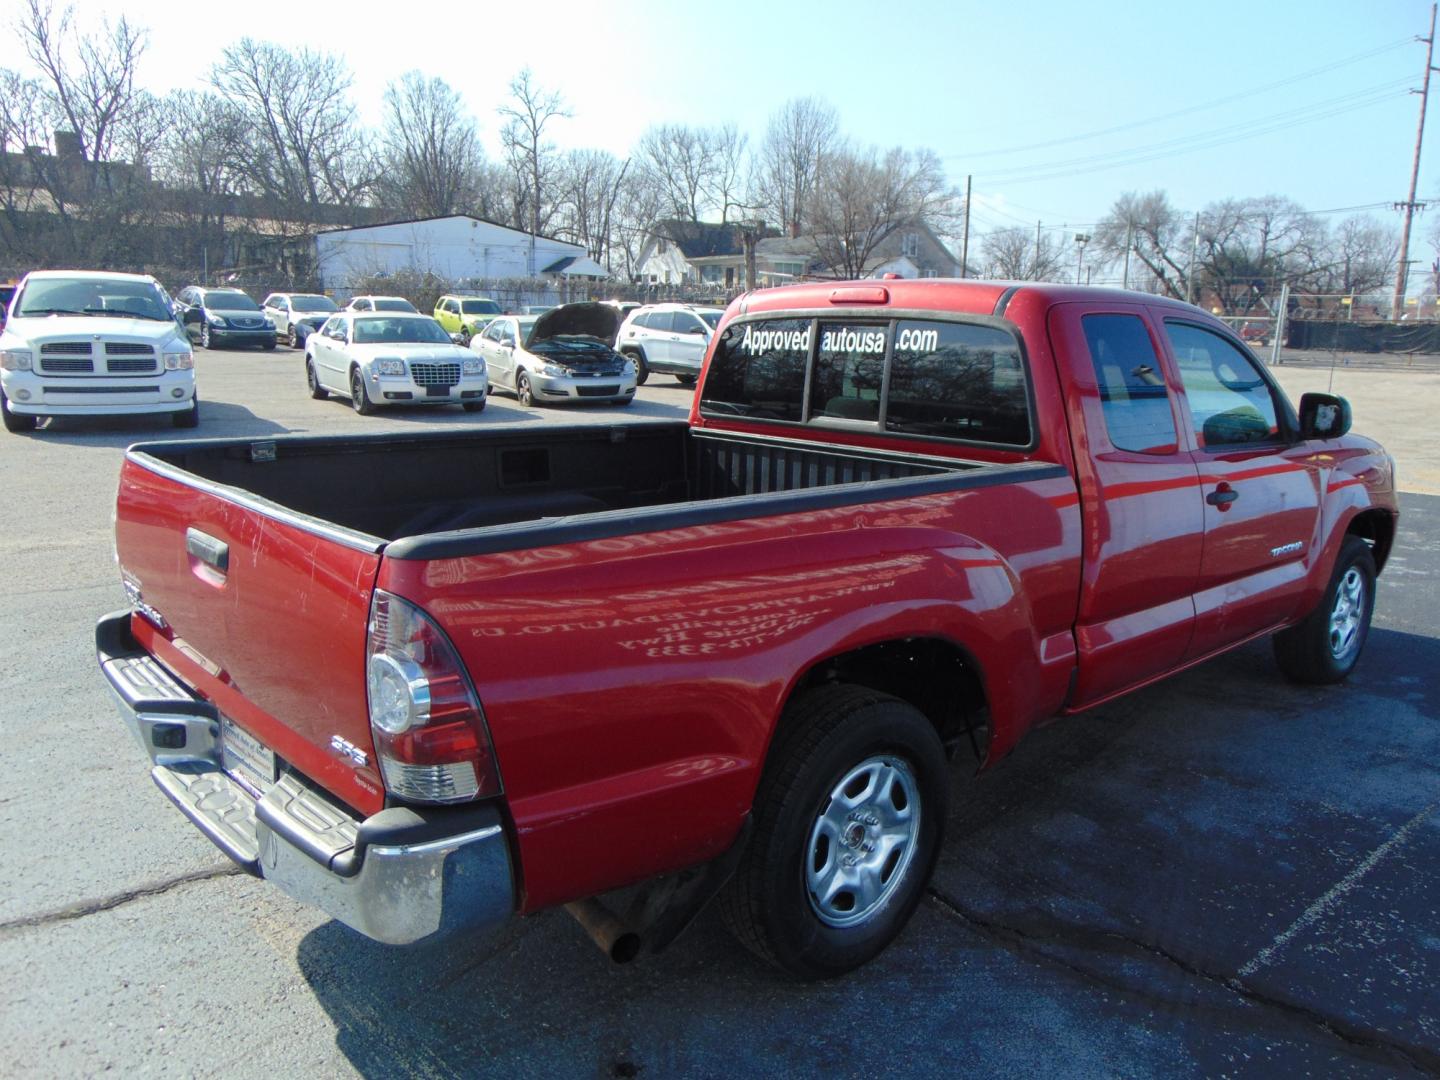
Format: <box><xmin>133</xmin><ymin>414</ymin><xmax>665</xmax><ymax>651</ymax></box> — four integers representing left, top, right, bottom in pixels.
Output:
<box><xmin>114</xmin><ymin>455</ymin><xmax>386</xmax><ymax>816</ymax></box>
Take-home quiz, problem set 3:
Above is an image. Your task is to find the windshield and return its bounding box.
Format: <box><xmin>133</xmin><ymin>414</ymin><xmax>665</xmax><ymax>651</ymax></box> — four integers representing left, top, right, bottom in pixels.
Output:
<box><xmin>207</xmin><ymin>291</ymin><xmax>260</xmax><ymax>311</ymax></box>
<box><xmin>291</xmin><ymin>295</ymin><xmax>337</xmax><ymax>313</ymax></box>
<box><xmin>353</xmin><ymin>316</ymin><xmax>451</xmax><ymax>344</ymax></box>
<box><xmin>460</xmin><ymin>299</ymin><xmax>502</xmax><ymax>315</ymax></box>
<box><xmin>15</xmin><ymin>276</ymin><xmax>171</xmax><ymax>320</ymax></box>
<box><xmin>374</xmin><ymin>299</ymin><xmax>417</xmax><ymax>312</ymax></box>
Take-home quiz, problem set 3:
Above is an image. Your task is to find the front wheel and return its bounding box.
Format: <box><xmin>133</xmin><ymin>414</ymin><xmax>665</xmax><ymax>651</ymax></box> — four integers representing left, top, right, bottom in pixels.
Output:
<box><xmin>263</xmin><ymin>339</ymin><xmax>276</xmax><ymax>351</ymax></box>
<box><xmin>306</xmin><ymin>358</ymin><xmax>327</xmax><ymax>400</ymax></box>
<box><xmin>515</xmin><ymin>370</ymin><xmax>535</xmax><ymax>407</ymax></box>
<box><xmin>288</xmin><ymin>325</ymin><xmax>299</xmax><ymax>349</ymax></box>
<box><xmin>200</xmin><ymin>323</ymin><xmax>211</xmax><ymax>349</ymax></box>
<box><xmin>462</xmin><ymin>400</ymin><xmax>486</xmax><ymax>413</ymax></box>
<box><xmin>350</xmin><ymin>367</ymin><xmax>376</xmax><ymax>416</ymax></box>
<box><xmin>675</xmin><ymin>373</ymin><xmax>697</xmax><ymax>387</ymax></box>
<box><xmin>172</xmin><ymin>394</ymin><xmax>199</xmax><ymax>428</ymax></box>
<box><xmin>626</xmin><ymin>350</ymin><xmax>649</xmax><ymax>386</ymax></box>
<box><xmin>719</xmin><ymin>684</ymin><xmax>948</xmax><ymax>979</ymax></box>
<box><xmin>1273</xmin><ymin>535</ymin><xmax>1376</xmax><ymax>684</ymax></box>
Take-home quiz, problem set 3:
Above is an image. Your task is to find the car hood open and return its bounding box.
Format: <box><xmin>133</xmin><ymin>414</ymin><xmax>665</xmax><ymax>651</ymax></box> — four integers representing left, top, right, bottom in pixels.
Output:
<box><xmin>525</xmin><ymin>303</ymin><xmax>622</xmax><ymax>348</ymax></box>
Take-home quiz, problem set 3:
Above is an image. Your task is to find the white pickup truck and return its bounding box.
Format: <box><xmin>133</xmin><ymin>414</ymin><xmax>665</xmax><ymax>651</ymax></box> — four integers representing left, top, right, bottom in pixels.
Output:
<box><xmin>0</xmin><ymin>270</ymin><xmax>198</xmax><ymax>433</ymax></box>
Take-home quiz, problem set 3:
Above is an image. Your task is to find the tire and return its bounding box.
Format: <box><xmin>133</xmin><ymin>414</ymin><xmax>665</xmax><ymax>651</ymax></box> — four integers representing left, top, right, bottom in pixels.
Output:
<box><xmin>306</xmin><ymin>358</ymin><xmax>327</xmax><ymax>400</ymax></box>
<box><xmin>719</xmin><ymin>684</ymin><xmax>948</xmax><ymax>979</ymax></box>
<box><xmin>1</xmin><ymin>390</ymin><xmax>36</xmax><ymax>433</ymax></box>
<box><xmin>172</xmin><ymin>394</ymin><xmax>199</xmax><ymax>428</ymax></box>
<box><xmin>516</xmin><ymin>370</ymin><xmax>535</xmax><ymax>407</ymax></box>
<box><xmin>200</xmin><ymin>323</ymin><xmax>212</xmax><ymax>349</ymax></box>
<box><xmin>462</xmin><ymin>400</ymin><xmax>486</xmax><ymax>413</ymax></box>
<box><xmin>288</xmin><ymin>325</ymin><xmax>299</xmax><ymax>349</ymax></box>
<box><xmin>676</xmin><ymin>373</ymin><xmax>697</xmax><ymax>387</ymax></box>
<box><xmin>349</xmin><ymin>367</ymin><xmax>375</xmax><ymax>416</ymax></box>
<box><xmin>263</xmin><ymin>339</ymin><xmax>276</xmax><ymax>351</ymax></box>
<box><xmin>624</xmin><ymin>349</ymin><xmax>648</xmax><ymax>386</ymax></box>
<box><xmin>1273</xmin><ymin>535</ymin><xmax>1376</xmax><ymax>684</ymax></box>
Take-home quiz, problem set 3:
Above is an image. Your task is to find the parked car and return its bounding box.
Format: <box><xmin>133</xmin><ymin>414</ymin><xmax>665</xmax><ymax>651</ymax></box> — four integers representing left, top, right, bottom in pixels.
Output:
<box><xmin>2</xmin><ymin>269</ymin><xmax>196</xmax><ymax>431</ymax></box>
<box><xmin>345</xmin><ymin>295</ymin><xmax>419</xmax><ymax>314</ymax></box>
<box><xmin>99</xmin><ymin>278</ymin><xmax>1396</xmax><ymax>977</ymax></box>
<box><xmin>434</xmin><ymin>294</ymin><xmax>503</xmax><ymax>344</ymax></box>
<box><xmin>472</xmin><ymin>303</ymin><xmax>636</xmax><ymax>406</ymax></box>
<box><xmin>262</xmin><ymin>293</ymin><xmax>340</xmax><ymax>349</ymax></box>
<box><xmin>614</xmin><ymin>302</ymin><xmax>724</xmax><ymax>385</ymax></box>
<box><xmin>0</xmin><ymin>281</ymin><xmax>17</xmax><ymax>330</ymax></box>
<box><xmin>304</xmin><ymin>311</ymin><xmax>487</xmax><ymax>415</ymax></box>
<box><xmin>521</xmin><ymin>305</ymin><xmax>555</xmax><ymax>315</ymax></box>
<box><xmin>176</xmin><ymin>287</ymin><xmax>277</xmax><ymax>350</ymax></box>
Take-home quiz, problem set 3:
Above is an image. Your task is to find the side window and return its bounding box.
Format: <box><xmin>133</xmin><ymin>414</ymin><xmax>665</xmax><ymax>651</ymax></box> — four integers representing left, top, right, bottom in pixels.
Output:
<box><xmin>634</xmin><ymin>312</ymin><xmax>652</xmax><ymax>329</ymax></box>
<box><xmin>480</xmin><ymin>321</ymin><xmax>500</xmax><ymax>343</ymax></box>
<box><xmin>810</xmin><ymin>322</ymin><xmax>886</xmax><ymax>422</ymax></box>
<box><xmin>1081</xmin><ymin>314</ymin><xmax>1179</xmax><ymax>454</ymax></box>
<box><xmin>651</xmin><ymin>311</ymin><xmax>676</xmax><ymax>333</ymax></box>
<box><xmin>1165</xmin><ymin>322</ymin><xmax>1281</xmax><ymax>449</ymax></box>
<box><xmin>700</xmin><ymin>318</ymin><xmax>810</xmax><ymax>422</ymax></box>
<box><xmin>885</xmin><ymin>320</ymin><xmax>1031</xmax><ymax>445</ymax></box>
<box><xmin>676</xmin><ymin>314</ymin><xmax>705</xmax><ymax>335</ymax></box>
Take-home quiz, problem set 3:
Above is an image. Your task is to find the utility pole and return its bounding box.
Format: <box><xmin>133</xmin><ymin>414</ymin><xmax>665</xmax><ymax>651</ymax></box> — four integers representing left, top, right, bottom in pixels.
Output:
<box><xmin>960</xmin><ymin>174</ymin><xmax>971</xmax><ymax>278</ymax></box>
<box><xmin>1187</xmin><ymin>212</ymin><xmax>1200</xmax><ymax>304</ymax></box>
<box><xmin>1392</xmin><ymin>2</ymin><xmax>1437</xmax><ymax>320</ymax></box>
<box><xmin>1123</xmin><ymin>223</ymin><xmax>1134</xmax><ymax>289</ymax></box>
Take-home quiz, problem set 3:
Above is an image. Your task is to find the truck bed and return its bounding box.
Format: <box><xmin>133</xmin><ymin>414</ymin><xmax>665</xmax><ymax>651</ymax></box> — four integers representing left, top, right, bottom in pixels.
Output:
<box><xmin>129</xmin><ymin>421</ymin><xmax>991</xmax><ymax>550</ymax></box>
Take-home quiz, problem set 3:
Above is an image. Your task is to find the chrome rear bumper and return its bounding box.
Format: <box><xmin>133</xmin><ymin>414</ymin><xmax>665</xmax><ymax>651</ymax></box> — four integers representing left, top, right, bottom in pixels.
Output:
<box><xmin>96</xmin><ymin>609</ymin><xmax>514</xmax><ymax>945</ymax></box>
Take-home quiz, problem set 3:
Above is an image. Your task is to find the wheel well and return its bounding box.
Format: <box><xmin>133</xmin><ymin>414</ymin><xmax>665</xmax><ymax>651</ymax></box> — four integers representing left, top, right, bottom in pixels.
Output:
<box><xmin>1347</xmin><ymin>509</ymin><xmax>1396</xmax><ymax>573</ymax></box>
<box><xmin>790</xmin><ymin>638</ymin><xmax>989</xmax><ymax>765</ymax></box>
<box><xmin>623</xmin><ymin>345</ymin><xmax>646</xmax><ymax>361</ymax></box>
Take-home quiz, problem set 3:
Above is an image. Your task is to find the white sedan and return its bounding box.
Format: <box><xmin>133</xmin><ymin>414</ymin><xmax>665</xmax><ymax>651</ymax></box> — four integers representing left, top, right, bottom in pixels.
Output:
<box><xmin>472</xmin><ymin>303</ymin><xmax>636</xmax><ymax>407</ymax></box>
<box><xmin>305</xmin><ymin>312</ymin><xmax>488</xmax><ymax>415</ymax></box>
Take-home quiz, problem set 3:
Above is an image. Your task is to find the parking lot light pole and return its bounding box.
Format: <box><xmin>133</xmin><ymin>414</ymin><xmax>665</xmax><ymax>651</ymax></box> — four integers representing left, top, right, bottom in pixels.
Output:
<box><xmin>1073</xmin><ymin>233</ymin><xmax>1090</xmax><ymax>286</ymax></box>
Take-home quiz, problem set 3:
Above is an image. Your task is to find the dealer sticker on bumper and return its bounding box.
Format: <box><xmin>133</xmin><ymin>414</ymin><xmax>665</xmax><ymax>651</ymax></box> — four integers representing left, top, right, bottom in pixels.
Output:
<box><xmin>219</xmin><ymin>716</ymin><xmax>276</xmax><ymax>795</ymax></box>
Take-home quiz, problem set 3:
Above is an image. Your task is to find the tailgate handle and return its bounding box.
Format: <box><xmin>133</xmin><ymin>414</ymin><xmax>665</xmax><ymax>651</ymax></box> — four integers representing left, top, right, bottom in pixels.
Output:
<box><xmin>186</xmin><ymin>528</ymin><xmax>229</xmax><ymax>574</ymax></box>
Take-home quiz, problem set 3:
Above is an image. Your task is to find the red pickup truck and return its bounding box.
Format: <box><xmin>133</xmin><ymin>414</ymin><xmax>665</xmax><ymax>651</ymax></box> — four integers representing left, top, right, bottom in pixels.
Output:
<box><xmin>98</xmin><ymin>280</ymin><xmax>1398</xmax><ymax>978</ymax></box>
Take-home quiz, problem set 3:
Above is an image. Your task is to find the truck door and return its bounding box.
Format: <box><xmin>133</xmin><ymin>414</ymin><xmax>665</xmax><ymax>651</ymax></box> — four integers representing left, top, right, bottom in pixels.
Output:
<box><xmin>1160</xmin><ymin>319</ymin><xmax>1322</xmax><ymax>659</ymax></box>
<box><xmin>1050</xmin><ymin>304</ymin><xmax>1204</xmax><ymax>707</ymax></box>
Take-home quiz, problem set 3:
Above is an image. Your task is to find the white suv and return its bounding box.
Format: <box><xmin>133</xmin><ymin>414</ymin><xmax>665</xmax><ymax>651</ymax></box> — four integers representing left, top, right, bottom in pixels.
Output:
<box><xmin>1</xmin><ymin>270</ymin><xmax>197</xmax><ymax>432</ymax></box>
<box><xmin>613</xmin><ymin>303</ymin><xmax>724</xmax><ymax>386</ymax></box>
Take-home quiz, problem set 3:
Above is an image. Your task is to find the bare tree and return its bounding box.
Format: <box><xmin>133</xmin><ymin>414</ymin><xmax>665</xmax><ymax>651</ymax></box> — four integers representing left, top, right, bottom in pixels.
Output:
<box><xmin>635</xmin><ymin>123</ymin><xmax>714</xmax><ymax>222</ymax></box>
<box><xmin>609</xmin><ymin>169</ymin><xmax>667</xmax><ymax>279</ymax></box>
<box><xmin>706</xmin><ymin>123</ymin><xmax>749</xmax><ymax>224</ymax></box>
<box><xmin>1195</xmin><ymin>195</ymin><xmax>1328</xmax><ymax>312</ymax></box>
<box><xmin>498</xmin><ymin>67</ymin><xmax>569</xmax><ymax>265</ymax></box>
<box><xmin>379</xmin><ymin>72</ymin><xmax>484</xmax><ymax>218</ymax></box>
<box><xmin>211</xmin><ymin>39</ymin><xmax>374</xmax><ymax>214</ymax></box>
<box><xmin>808</xmin><ymin>145</ymin><xmax>957</xmax><ymax>278</ymax></box>
<box><xmin>553</xmin><ymin>149</ymin><xmax>629</xmax><ymax>264</ymax></box>
<box><xmin>1324</xmin><ymin>215</ymin><xmax>1395</xmax><ymax>298</ymax></box>
<box><xmin>0</xmin><ymin>68</ymin><xmax>54</xmax><ymax>261</ymax></box>
<box><xmin>1095</xmin><ymin>190</ymin><xmax>1190</xmax><ymax>297</ymax></box>
<box><xmin>751</xmin><ymin>97</ymin><xmax>838</xmax><ymax>236</ymax></box>
<box><xmin>980</xmin><ymin>226</ymin><xmax>1068</xmax><ymax>281</ymax></box>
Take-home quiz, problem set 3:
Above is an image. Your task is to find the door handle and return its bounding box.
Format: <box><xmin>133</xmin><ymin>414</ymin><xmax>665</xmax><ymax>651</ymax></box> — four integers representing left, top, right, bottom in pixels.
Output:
<box><xmin>186</xmin><ymin>527</ymin><xmax>229</xmax><ymax>573</ymax></box>
<box><xmin>1206</xmin><ymin>483</ymin><xmax>1239</xmax><ymax>509</ymax></box>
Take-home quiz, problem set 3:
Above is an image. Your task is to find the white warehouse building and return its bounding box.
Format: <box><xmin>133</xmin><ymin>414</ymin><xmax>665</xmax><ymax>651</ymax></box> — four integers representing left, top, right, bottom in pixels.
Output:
<box><xmin>313</xmin><ymin>214</ymin><xmax>608</xmax><ymax>292</ymax></box>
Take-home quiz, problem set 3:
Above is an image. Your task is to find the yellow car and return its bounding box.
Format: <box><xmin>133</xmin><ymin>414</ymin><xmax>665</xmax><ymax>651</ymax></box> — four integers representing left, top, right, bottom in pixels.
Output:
<box><xmin>433</xmin><ymin>295</ymin><xmax>503</xmax><ymax>344</ymax></box>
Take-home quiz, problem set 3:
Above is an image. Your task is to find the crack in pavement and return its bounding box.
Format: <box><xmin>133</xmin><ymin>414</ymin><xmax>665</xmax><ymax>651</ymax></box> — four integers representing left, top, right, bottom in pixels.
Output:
<box><xmin>924</xmin><ymin>886</ymin><xmax>1440</xmax><ymax>1076</ymax></box>
<box><xmin>0</xmin><ymin>865</ymin><xmax>244</xmax><ymax>938</ymax></box>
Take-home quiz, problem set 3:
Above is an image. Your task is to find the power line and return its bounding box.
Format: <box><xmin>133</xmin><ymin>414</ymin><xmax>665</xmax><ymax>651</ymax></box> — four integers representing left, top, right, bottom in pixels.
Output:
<box><xmin>978</xmin><ymin>84</ymin><xmax>1408</xmax><ymax>187</ymax></box>
<box><xmin>944</xmin><ymin>37</ymin><xmax>1413</xmax><ymax>162</ymax></box>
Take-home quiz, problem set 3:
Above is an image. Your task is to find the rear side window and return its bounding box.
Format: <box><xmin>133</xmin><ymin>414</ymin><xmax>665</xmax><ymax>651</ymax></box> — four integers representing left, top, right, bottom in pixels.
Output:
<box><xmin>650</xmin><ymin>311</ymin><xmax>676</xmax><ymax>332</ymax></box>
<box><xmin>885</xmin><ymin>321</ymin><xmax>1030</xmax><ymax>445</ymax></box>
<box><xmin>1081</xmin><ymin>314</ymin><xmax>1178</xmax><ymax>453</ymax></box>
<box><xmin>702</xmin><ymin>318</ymin><xmax>811</xmax><ymax>421</ymax></box>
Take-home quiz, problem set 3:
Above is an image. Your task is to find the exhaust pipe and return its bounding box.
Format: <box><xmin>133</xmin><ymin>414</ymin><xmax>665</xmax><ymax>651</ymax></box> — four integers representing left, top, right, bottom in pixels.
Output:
<box><xmin>565</xmin><ymin>899</ymin><xmax>642</xmax><ymax>964</ymax></box>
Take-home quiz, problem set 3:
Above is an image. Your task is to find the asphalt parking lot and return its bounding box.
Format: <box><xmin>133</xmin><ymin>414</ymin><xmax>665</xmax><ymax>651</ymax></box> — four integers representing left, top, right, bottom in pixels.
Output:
<box><xmin>0</xmin><ymin>344</ymin><xmax>1436</xmax><ymax>1077</ymax></box>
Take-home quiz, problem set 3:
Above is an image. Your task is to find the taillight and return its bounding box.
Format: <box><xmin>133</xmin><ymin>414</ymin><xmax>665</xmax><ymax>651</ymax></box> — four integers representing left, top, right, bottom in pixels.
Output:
<box><xmin>366</xmin><ymin>590</ymin><xmax>501</xmax><ymax>803</ymax></box>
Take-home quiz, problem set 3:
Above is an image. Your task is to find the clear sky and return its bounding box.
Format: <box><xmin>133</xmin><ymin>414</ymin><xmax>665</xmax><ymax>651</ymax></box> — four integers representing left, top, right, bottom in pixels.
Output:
<box><xmin>13</xmin><ymin>0</ymin><xmax>1437</xmax><ymax>241</ymax></box>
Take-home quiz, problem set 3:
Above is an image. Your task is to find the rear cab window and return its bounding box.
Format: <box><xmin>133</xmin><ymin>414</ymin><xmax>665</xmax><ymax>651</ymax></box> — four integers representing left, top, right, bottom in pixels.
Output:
<box><xmin>701</xmin><ymin>315</ymin><xmax>1032</xmax><ymax>447</ymax></box>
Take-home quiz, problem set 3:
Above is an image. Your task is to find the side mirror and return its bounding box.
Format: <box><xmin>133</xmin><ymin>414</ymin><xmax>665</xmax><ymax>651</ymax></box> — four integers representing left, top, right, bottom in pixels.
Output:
<box><xmin>450</xmin><ymin>332</ymin><xmax>465</xmax><ymax>345</ymax></box>
<box><xmin>1298</xmin><ymin>392</ymin><xmax>1352</xmax><ymax>440</ymax></box>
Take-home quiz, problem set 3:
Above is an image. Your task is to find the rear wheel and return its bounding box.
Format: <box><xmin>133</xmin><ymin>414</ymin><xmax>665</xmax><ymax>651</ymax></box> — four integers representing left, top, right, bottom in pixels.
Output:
<box><xmin>516</xmin><ymin>370</ymin><xmax>535</xmax><ymax>407</ymax></box>
<box><xmin>1273</xmin><ymin>535</ymin><xmax>1376</xmax><ymax>684</ymax></box>
<box><xmin>350</xmin><ymin>367</ymin><xmax>375</xmax><ymax>416</ymax></box>
<box><xmin>719</xmin><ymin>684</ymin><xmax>948</xmax><ymax>979</ymax></box>
<box><xmin>306</xmin><ymin>358</ymin><xmax>327</xmax><ymax>400</ymax></box>
<box><xmin>1</xmin><ymin>390</ymin><xmax>36</xmax><ymax>433</ymax></box>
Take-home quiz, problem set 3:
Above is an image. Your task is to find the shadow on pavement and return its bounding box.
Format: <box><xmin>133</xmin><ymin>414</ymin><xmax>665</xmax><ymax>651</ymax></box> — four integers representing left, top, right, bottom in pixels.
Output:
<box><xmin>21</xmin><ymin>399</ymin><xmax>291</xmax><ymax>449</ymax></box>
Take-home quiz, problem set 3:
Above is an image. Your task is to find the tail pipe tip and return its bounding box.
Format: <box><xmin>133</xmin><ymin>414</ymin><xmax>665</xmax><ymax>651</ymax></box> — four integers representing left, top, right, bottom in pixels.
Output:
<box><xmin>564</xmin><ymin>898</ymin><xmax>642</xmax><ymax>964</ymax></box>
